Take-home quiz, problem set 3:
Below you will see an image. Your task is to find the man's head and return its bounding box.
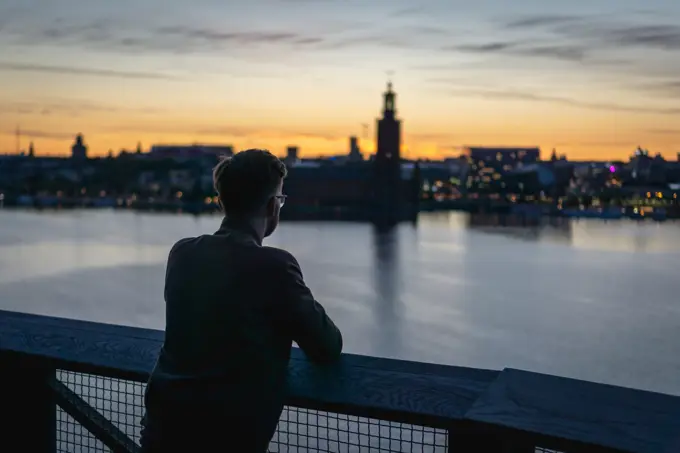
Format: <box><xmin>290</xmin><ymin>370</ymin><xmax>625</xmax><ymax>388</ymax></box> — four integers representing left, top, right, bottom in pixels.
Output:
<box><xmin>213</xmin><ymin>149</ymin><xmax>287</xmax><ymax>237</ymax></box>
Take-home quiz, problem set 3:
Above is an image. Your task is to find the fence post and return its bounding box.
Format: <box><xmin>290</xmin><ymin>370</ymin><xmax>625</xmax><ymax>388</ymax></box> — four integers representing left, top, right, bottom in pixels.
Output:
<box><xmin>449</xmin><ymin>421</ymin><xmax>536</xmax><ymax>453</ymax></box>
<box><xmin>449</xmin><ymin>421</ymin><xmax>486</xmax><ymax>453</ymax></box>
<box><xmin>1</xmin><ymin>353</ymin><xmax>56</xmax><ymax>453</ymax></box>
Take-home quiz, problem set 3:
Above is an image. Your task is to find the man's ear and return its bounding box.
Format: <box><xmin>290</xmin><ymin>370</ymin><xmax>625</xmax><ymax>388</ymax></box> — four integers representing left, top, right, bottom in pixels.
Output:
<box><xmin>265</xmin><ymin>196</ymin><xmax>276</xmax><ymax>216</ymax></box>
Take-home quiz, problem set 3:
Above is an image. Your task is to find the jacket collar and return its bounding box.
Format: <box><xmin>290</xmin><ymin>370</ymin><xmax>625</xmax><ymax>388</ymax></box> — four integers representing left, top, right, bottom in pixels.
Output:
<box><xmin>214</xmin><ymin>216</ymin><xmax>262</xmax><ymax>246</ymax></box>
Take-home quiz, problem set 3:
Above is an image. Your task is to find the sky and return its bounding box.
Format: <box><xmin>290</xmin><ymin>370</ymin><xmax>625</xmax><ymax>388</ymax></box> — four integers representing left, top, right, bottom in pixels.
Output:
<box><xmin>1</xmin><ymin>0</ymin><xmax>679</xmax><ymax>161</ymax></box>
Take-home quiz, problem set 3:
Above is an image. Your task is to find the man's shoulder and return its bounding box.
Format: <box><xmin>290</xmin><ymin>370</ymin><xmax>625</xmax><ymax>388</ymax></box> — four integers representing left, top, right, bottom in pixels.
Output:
<box><xmin>169</xmin><ymin>236</ymin><xmax>199</xmax><ymax>255</ymax></box>
<box><xmin>258</xmin><ymin>246</ymin><xmax>300</xmax><ymax>268</ymax></box>
<box><xmin>167</xmin><ymin>236</ymin><xmax>214</xmax><ymax>265</ymax></box>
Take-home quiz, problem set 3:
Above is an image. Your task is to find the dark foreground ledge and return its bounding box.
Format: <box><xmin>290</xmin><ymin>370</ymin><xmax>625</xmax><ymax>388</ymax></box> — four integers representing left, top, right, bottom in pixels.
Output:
<box><xmin>1</xmin><ymin>309</ymin><xmax>678</xmax><ymax>453</ymax></box>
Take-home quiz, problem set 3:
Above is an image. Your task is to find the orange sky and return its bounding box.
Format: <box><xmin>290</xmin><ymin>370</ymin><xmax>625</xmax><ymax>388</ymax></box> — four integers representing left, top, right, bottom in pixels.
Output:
<box><xmin>1</xmin><ymin>1</ymin><xmax>679</xmax><ymax>161</ymax></box>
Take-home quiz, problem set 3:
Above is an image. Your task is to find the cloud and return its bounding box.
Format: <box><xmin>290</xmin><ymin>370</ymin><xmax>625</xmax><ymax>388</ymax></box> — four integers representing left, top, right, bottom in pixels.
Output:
<box><xmin>315</xmin><ymin>23</ymin><xmax>449</xmax><ymax>51</ymax></box>
<box><xmin>504</xmin><ymin>14</ymin><xmax>680</xmax><ymax>52</ymax></box>
<box><xmin>154</xmin><ymin>27</ymin><xmax>311</xmax><ymax>45</ymax></box>
<box><xmin>390</xmin><ymin>6</ymin><xmax>426</xmax><ymax>18</ymax></box>
<box><xmin>1</xmin><ymin>101</ymin><xmax>115</xmax><ymax>116</ymax></box>
<box><xmin>6</xmin><ymin>129</ymin><xmax>75</xmax><ymax>140</ymax></box>
<box><xmin>637</xmin><ymin>80</ymin><xmax>680</xmax><ymax>98</ymax></box>
<box><xmin>454</xmin><ymin>42</ymin><xmax>514</xmax><ymax>53</ymax></box>
<box><xmin>444</xmin><ymin>14</ymin><xmax>680</xmax><ymax>89</ymax></box>
<box><xmin>0</xmin><ymin>61</ymin><xmax>178</xmax><ymax>80</ymax></box>
<box><xmin>317</xmin><ymin>33</ymin><xmax>414</xmax><ymax>50</ymax></box>
<box><xmin>1</xmin><ymin>12</ymin><xmax>440</xmax><ymax>58</ymax></box>
<box><xmin>446</xmin><ymin>88</ymin><xmax>680</xmax><ymax>115</ymax></box>
<box><xmin>648</xmin><ymin>129</ymin><xmax>680</xmax><ymax>136</ymax></box>
<box><xmin>293</xmin><ymin>131</ymin><xmax>339</xmax><ymax>141</ymax></box>
<box><xmin>408</xmin><ymin>25</ymin><xmax>449</xmax><ymax>36</ymax></box>
<box><xmin>1</xmin><ymin>18</ymin><xmax>330</xmax><ymax>56</ymax></box>
<box><xmin>105</xmin><ymin>122</ymin><xmax>340</xmax><ymax>142</ymax></box>
<box><xmin>578</xmin><ymin>24</ymin><xmax>680</xmax><ymax>52</ymax></box>
<box><xmin>192</xmin><ymin>126</ymin><xmax>266</xmax><ymax>137</ymax></box>
<box><xmin>0</xmin><ymin>99</ymin><xmax>159</xmax><ymax>117</ymax></box>
<box><xmin>115</xmin><ymin>27</ymin><xmax>328</xmax><ymax>55</ymax></box>
<box><xmin>448</xmin><ymin>40</ymin><xmax>589</xmax><ymax>62</ymax></box>
<box><xmin>558</xmin><ymin>23</ymin><xmax>680</xmax><ymax>53</ymax></box>
<box><xmin>608</xmin><ymin>25</ymin><xmax>680</xmax><ymax>51</ymax></box>
<box><xmin>553</xmin><ymin>140</ymin><xmax>638</xmax><ymax>149</ymax></box>
<box><xmin>406</xmin><ymin>132</ymin><xmax>457</xmax><ymax>142</ymax></box>
<box><xmin>505</xmin><ymin>15</ymin><xmax>583</xmax><ymax>29</ymax></box>
<box><xmin>518</xmin><ymin>45</ymin><xmax>588</xmax><ymax>62</ymax></box>
<box><xmin>195</xmin><ymin>126</ymin><xmax>338</xmax><ymax>141</ymax></box>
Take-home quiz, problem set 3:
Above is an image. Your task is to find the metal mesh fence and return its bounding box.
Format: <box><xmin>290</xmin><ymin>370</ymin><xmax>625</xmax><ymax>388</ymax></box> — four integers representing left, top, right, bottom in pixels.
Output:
<box><xmin>54</xmin><ymin>370</ymin><xmax>570</xmax><ymax>453</ymax></box>
<box><xmin>56</xmin><ymin>370</ymin><xmax>144</xmax><ymax>453</ymax></box>
<box><xmin>270</xmin><ymin>407</ymin><xmax>448</xmax><ymax>452</ymax></box>
<box><xmin>55</xmin><ymin>370</ymin><xmax>452</xmax><ymax>453</ymax></box>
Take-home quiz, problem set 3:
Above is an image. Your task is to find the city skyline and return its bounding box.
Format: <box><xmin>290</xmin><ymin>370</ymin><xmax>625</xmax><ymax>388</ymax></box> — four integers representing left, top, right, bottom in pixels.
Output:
<box><xmin>1</xmin><ymin>0</ymin><xmax>680</xmax><ymax>160</ymax></box>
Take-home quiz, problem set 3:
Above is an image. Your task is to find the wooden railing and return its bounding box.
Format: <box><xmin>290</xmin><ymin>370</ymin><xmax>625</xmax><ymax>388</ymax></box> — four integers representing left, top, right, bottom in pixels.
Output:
<box><xmin>1</xmin><ymin>309</ymin><xmax>679</xmax><ymax>453</ymax></box>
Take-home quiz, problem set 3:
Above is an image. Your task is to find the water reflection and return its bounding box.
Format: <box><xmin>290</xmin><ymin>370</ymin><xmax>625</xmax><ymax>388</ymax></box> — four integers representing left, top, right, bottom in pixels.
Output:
<box><xmin>370</xmin><ymin>225</ymin><xmax>402</xmax><ymax>358</ymax></box>
<box><xmin>631</xmin><ymin>224</ymin><xmax>653</xmax><ymax>253</ymax></box>
<box><xmin>372</xmin><ymin>226</ymin><xmax>398</xmax><ymax>305</ymax></box>
<box><xmin>466</xmin><ymin>213</ymin><xmax>573</xmax><ymax>244</ymax></box>
<box><xmin>1</xmin><ymin>210</ymin><xmax>679</xmax><ymax>395</ymax></box>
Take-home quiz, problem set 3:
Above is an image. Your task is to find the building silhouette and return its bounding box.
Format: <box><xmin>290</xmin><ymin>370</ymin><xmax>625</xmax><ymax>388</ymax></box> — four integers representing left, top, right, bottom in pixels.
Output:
<box><xmin>285</xmin><ymin>146</ymin><xmax>299</xmax><ymax>167</ymax></box>
<box><xmin>149</xmin><ymin>144</ymin><xmax>233</xmax><ymax>160</ymax></box>
<box><xmin>349</xmin><ymin>136</ymin><xmax>363</xmax><ymax>162</ymax></box>
<box><xmin>71</xmin><ymin>134</ymin><xmax>87</xmax><ymax>160</ymax></box>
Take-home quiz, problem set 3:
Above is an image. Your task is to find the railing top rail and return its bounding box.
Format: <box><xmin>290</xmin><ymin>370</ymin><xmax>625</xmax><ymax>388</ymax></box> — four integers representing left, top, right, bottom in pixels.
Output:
<box><xmin>2</xmin><ymin>309</ymin><xmax>679</xmax><ymax>453</ymax></box>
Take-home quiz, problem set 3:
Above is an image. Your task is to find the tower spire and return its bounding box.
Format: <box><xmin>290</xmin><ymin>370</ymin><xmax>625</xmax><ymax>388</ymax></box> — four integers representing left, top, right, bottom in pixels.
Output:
<box><xmin>382</xmin><ymin>80</ymin><xmax>396</xmax><ymax>118</ymax></box>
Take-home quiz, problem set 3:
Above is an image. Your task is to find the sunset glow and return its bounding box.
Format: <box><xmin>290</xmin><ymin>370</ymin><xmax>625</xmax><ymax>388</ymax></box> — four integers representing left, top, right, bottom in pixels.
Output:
<box><xmin>1</xmin><ymin>0</ymin><xmax>679</xmax><ymax>161</ymax></box>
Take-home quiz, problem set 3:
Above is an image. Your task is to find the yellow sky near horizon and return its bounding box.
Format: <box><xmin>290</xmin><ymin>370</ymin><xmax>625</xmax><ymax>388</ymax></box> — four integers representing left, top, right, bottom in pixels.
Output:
<box><xmin>2</xmin><ymin>88</ymin><xmax>677</xmax><ymax>162</ymax></box>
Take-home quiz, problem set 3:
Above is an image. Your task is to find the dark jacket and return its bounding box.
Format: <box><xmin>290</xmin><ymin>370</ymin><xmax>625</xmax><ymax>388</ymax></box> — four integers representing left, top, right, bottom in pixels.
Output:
<box><xmin>140</xmin><ymin>217</ymin><xmax>343</xmax><ymax>452</ymax></box>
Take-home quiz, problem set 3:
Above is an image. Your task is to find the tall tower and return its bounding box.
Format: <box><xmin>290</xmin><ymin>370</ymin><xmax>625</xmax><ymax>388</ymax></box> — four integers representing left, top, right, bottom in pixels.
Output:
<box><xmin>376</xmin><ymin>82</ymin><xmax>401</xmax><ymax>163</ymax></box>
<box><xmin>373</xmin><ymin>82</ymin><xmax>403</xmax><ymax>226</ymax></box>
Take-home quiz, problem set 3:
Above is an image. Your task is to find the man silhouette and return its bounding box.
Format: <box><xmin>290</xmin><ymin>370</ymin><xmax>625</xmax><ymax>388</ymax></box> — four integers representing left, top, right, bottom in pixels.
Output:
<box><xmin>140</xmin><ymin>149</ymin><xmax>343</xmax><ymax>452</ymax></box>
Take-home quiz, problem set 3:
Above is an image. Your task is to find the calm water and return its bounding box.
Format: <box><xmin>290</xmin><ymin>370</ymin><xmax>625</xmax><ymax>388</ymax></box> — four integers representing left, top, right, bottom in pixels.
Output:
<box><xmin>1</xmin><ymin>209</ymin><xmax>679</xmax><ymax>396</ymax></box>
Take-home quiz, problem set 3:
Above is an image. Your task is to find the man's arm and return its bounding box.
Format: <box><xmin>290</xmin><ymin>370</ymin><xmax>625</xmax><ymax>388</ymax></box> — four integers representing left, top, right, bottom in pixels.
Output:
<box><xmin>277</xmin><ymin>253</ymin><xmax>343</xmax><ymax>364</ymax></box>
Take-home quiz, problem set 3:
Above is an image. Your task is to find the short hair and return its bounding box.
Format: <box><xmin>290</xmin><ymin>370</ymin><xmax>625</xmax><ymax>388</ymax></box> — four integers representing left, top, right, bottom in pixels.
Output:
<box><xmin>213</xmin><ymin>149</ymin><xmax>287</xmax><ymax>216</ymax></box>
